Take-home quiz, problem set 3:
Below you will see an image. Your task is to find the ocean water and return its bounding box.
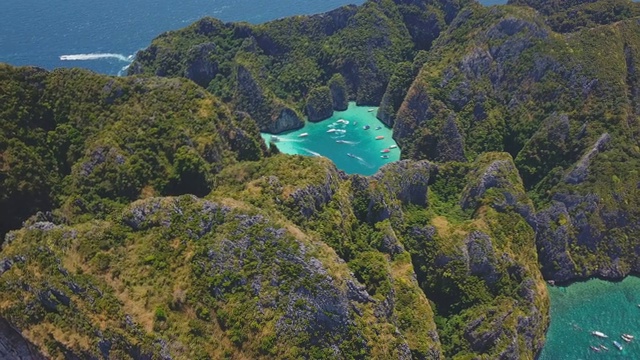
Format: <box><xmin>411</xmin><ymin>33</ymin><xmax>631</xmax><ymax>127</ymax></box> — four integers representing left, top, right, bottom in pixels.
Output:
<box><xmin>261</xmin><ymin>103</ymin><xmax>400</xmax><ymax>176</ymax></box>
<box><xmin>0</xmin><ymin>0</ymin><xmax>506</xmax><ymax>75</ymax></box>
<box><xmin>0</xmin><ymin>0</ymin><xmax>367</xmax><ymax>75</ymax></box>
<box><xmin>539</xmin><ymin>277</ymin><xmax>640</xmax><ymax>360</ymax></box>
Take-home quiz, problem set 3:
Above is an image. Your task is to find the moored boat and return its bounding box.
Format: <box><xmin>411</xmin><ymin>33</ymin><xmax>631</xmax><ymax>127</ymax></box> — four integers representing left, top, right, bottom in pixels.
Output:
<box><xmin>389</xmin><ymin>145</ymin><xmax>397</xmax><ymax>149</ymax></box>
<box><xmin>381</xmin><ymin>149</ymin><xmax>390</xmax><ymax>153</ymax></box>
<box><xmin>363</xmin><ymin>125</ymin><xmax>370</xmax><ymax>130</ymax></box>
<box><xmin>367</xmin><ymin>108</ymin><xmax>375</xmax><ymax>112</ymax></box>
<box><xmin>621</xmin><ymin>334</ymin><xmax>633</xmax><ymax>342</ymax></box>
<box><xmin>613</xmin><ymin>340</ymin><xmax>623</xmax><ymax>351</ymax></box>
<box><xmin>298</xmin><ymin>133</ymin><xmax>309</xmax><ymax>137</ymax></box>
<box><xmin>327</xmin><ymin>128</ymin><xmax>336</xmax><ymax>133</ymax></box>
<box><xmin>592</xmin><ymin>331</ymin><xmax>608</xmax><ymax>338</ymax></box>
<box><xmin>375</xmin><ymin>136</ymin><xmax>384</xmax><ymax>140</ymax></box>
<box><xmin>381</xmin><ymin>155</ymin><xmax>389</xmax><ymax>159</ymax></box>
<box><xmin>600</xmin><ymin>344</ymin><xmax>609</xmax><ymax>351</ymax></box>
<box><xmin>375</xmin><ymin>126</ymin><xmax>382</xmax><ymax>130</ymax></box>
<box><xmin>622</xmin><ymin>334</ymin><xmax>634</xmax><ymax>339</ymax></box>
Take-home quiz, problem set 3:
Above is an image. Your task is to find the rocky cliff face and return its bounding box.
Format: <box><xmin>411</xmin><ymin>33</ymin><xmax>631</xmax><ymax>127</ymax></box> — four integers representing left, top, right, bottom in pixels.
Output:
<box><xmin>0</xmin><ymin>318</ymin><xmax>46</xmax><ymax>360</ymax></box>
<box><xmin>305</xmin><ymin>86</ymin><xmax>334</xmax><ymax>122</ymax></box>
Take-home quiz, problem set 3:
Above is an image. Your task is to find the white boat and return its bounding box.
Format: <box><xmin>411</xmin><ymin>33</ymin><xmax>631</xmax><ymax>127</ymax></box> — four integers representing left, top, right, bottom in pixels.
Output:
<box><xmin>621</xmin><ymin>334</ymin><xmax>633</xmax><ymax>342</ymax></box>
<box><xmin>367</xmin><ymin>108</ymin><xmax>375</xmax><ymax>112</ymax></box>
<box><xmin>622</xmin><ymin>334</ymin><xmax>634</xmax><ymax>339</ymax></box>
<box><xmin>298</xmin><ymin>133</ymin><xmax>309</xmax><ymax>138</ymax></box>
<box><xmin>389</xmin><ymin>145</ymin><xmax>397</xmax><ymax>149</ymax></box>
<box><xmin>590</xmin><ymin>346</ymin><xmax>601</xmax><ymax>352</ymax></box>
<box><xmin>600</xmin><ymin>344</ymin><xmax>609</xmax><ymax>351</ymax></box>
<box><xmin>327</xmin><ymin>128</ymin><xmax>336</xmax><ymax>133</ymax></box>
<box><xmin>613</xmin><ymin>340</ymin><xmax>623</xmax><ymax>351</ymax></box>
<box><xmin>592</xmin><ymin>331</ymin><xmax>608</xmax><ymax>338</ymax></box>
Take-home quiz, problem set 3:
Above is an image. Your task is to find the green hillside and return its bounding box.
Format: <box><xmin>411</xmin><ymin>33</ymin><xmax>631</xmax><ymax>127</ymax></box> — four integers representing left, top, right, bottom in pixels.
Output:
<box><xmin>1</xmin><ymin>0</ymin><xmax>639</xmax><ymax>359</ymax></box>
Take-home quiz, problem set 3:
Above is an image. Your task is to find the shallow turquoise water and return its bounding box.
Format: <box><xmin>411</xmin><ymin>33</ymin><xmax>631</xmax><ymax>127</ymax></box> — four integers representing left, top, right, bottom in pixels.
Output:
<box><xmin>539</xmin><ymin>277</ymin><xmax>640</xmax><ymax>359</ymax></box>
<box><xmin>261</xmin><ymin>103</ymin><xmax>400</xmax><ymax>176</ymax></box>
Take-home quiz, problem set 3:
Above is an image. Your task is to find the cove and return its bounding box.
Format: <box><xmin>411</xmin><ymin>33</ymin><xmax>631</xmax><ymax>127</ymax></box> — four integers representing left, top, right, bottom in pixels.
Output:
<box><xmin>539</xmin><ymin>276</ymin><xmax>640</xmax><ymax>359</ymax></box>
<box><xmin>261</xmin><ymin>102</ymin><xmax>400</xmax><ymax>176</ymax></box>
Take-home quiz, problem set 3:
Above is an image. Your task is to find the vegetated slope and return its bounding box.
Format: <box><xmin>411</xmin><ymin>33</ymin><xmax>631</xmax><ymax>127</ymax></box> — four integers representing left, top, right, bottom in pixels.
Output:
<box><xmin>0</xmin><ymin>64</ymin><xmax>267</xmax><ymax>241</ymax></box>
<box><xmin>2</xmin><ymin>0</ymin><xmax>640</xmax><ymax>359</ymax></box>
<box><xmin>128</xmin><ymin>0</ymin><xmax>471</xmax><ymax>132</ymax></box>
<box><xmin>393</xmin><ymin>3</ymin><xmax>640</xmax><ymax>282</ymax></box>
<box><xmin>1</xmin><ymin>152</ymin><xmax>549</xmax><ymax>359</ymax></box>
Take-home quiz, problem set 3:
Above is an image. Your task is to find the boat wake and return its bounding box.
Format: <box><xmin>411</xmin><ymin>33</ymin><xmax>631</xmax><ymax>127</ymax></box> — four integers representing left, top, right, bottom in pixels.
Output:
<box><xmin>301</xmin><ymin>148</ymin><xmax>322</xmax><ymax>157</ymax></box>
<box><xmin>335</xmin><ymin>140</ymin><xmax>359</xmax><ymax>145</ymax></box>
<box><xmin>59</xmin><ymin>53</ymin><xmax>134</xmax><ymax>62</ymax></box>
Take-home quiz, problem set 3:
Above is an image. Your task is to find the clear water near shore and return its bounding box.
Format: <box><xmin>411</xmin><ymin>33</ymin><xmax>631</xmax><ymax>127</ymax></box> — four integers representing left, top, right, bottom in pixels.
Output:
<box><xmin>539</xmin><ymin>276</ymin><xmax>640</xmax><ymax>360</ymax></box>
<box><xmin>261</xmin><ymin>103</ymin><xmax>400</xmax><ymax>176</ymax></box>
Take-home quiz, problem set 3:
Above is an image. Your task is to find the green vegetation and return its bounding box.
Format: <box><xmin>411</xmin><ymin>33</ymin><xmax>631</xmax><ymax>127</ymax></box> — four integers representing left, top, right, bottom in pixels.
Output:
<box><xmin>2</xmin><ymin>0</ymin><xmax>640</xmax><ymax>359</ymax></box>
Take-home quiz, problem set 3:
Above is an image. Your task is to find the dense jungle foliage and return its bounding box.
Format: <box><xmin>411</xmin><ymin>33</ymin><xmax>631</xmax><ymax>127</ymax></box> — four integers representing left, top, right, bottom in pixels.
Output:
<box><xmin>1</xmin><ymin>0</ymin><xmax>640</xmax><ymax>359</ymax></box>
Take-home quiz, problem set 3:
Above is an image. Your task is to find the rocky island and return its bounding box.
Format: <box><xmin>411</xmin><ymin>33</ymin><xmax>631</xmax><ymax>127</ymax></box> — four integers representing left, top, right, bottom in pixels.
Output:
<box><xmin>1</xmin><ymin>0</ymin><xmax>639</xmax><ymax>359</ymax></box>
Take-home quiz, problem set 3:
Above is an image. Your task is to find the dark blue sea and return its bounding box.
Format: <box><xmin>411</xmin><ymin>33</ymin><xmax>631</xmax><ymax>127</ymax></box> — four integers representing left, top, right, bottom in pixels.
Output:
<box><xmin>0</xmin><ymin>0</ymin><xmax>506</xmax><ymax>75</ymax></box>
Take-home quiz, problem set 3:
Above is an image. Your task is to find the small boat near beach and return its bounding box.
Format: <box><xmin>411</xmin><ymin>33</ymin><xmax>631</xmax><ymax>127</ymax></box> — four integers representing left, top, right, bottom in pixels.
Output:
<box><xmin>613</xmin><ymin>340</ymin><xmax>623</xmax><ymax>351</ymax></box>
<box><xmin>375</xmin><ymin>136</ymin><xmax>384</xmax><ymax>140</ymax></box>
<box><xmin>381</xmin><ymin>155</ymin><xmax>389</xmax><ymax>159</ymax></box>
<box><xmin>375</xmin><ymin>126</ymin><xmax>382</xmax><ymax>130</ymax></box>
<box><xmin>389</xmin><ymin>145</ymin><xmax>397</xmax><ymax>149</ymax></box>
<box><xmin>298</xmin><ymin>133</ymin><xmax>309</xmax><ymax>138</ymax></box>
<box><xmin>367</xmin><ymin>108</ymin><xmax>375</xmax><ymax>112</ymax></box>
<box><xmin>270</xmin><ymin>135</ymin><xmax>280</xmax><ymax>142</ymax></box>
<box><xmin>381</xmin><ymin>149</ymin><xmax>390</xmax><ymax>153</ymax></box>
<box><xmin>592</xmin><ymin>331</ymin><xmax>608</xmax><ymax>338</ymax></box>
<box><xmin>363</xmin><ymin>125</ymin><xmax>370</xmax><ymax>130</ymax></box>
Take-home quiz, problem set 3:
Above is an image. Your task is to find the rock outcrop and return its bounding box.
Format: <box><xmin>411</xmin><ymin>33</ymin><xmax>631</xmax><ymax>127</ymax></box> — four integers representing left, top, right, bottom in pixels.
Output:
<box><xmin>328</xmin><ymin>73</ymin><xmax>349</xmax><ymax>111</ymax></box>
<box><xmin>305</xmin><ymin>86</ymin><xmax>333</xmax><ymax>121</ymax></box>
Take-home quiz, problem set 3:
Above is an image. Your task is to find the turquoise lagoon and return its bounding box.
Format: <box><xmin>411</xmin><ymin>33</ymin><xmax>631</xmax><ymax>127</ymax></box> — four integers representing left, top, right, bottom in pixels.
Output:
<box><xmin>261</xmin><ymin>103</ymin><xmax>400</xmax><ymax>176</ymax></box>
<box><xmin>539</xmin><ymin>276</ymin><xmax>640</xmax><ymax>359</ymax></box>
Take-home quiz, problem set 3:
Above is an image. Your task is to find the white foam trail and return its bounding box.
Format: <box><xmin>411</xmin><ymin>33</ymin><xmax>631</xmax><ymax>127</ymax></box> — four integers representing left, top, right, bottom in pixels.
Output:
<box><xmin>59</xmin><ymin>53</ymin><xmax>132</xmax><ymax>62</ymax></box>
<box><xmin>301</xmin><ymin>148</ymin><xmax>322</xmax><ymax>157</ymax></box>
<box><xmin>336</xmin><ymin>140</ymin><xmax>359</xmax><ymax>145</ymax></box>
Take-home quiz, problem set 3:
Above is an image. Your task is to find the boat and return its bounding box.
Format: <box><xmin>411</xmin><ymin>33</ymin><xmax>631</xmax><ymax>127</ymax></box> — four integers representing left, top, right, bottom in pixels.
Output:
<box><xmin>375</xmin><ymin>136</ymin><xmax>384</xmax><ymax>140</ymax></box>
<box><xmin>347</xmin><ymin>153</ymin><xmax>357</xmax><ymax>158</ymax></box>
<box><xmin>270</xmin><ymin>135</ymin><xmax>280</xmax><ymax>142</ymax></box>
<box><xmin>336</xmin><ymin>140</ymin><xmax>348</xmax><ymax>144</ymax></box>
<box><xmin>363</xmin><ymin>125</ymin><xmax>370</xmax><ymax>130</ymax></box>
<box><xmin>623</xmin><ymin>334</ymin><xmax>634</xmax><ymax>339</ymax></box>
<box><xmin>613</xmin><ymin>340</ymin><xmax>623</xmax><ymax>351</ymax></box>
<box><xmin>368</xmin><ymin>108</ymin><xmax>375</xmax><ymax>112</ymax></box>
<box><xmin>375</xmin><ymin>126</ymin><xmax>382</xmax><ymax>130</ymax></box>
<box><xmin>336</xmin><ymin>119</ymin><xmax>346</xmax><ymax>124</ymax></box>
<box><xmin>381</xmin><ymin>155</ymin><xmax>389</xmax><ymax>159</ymax></box>
<box><xmin>298</xmin><ymin>133</ymin><xmax>309</xmax><ymax>137</ymax></box>
<box><xmin>327</xmin><ymin>128</ymin><xmax>336</xmax><ymax>133</ymax></box>
<box><xmin>389</xmin><ymin>145</ymin><xmax>397</xmax><ymax>149</ymax></box>
<box><xmin>592</xmin><ymin>331</ymin><xmax>608</xmax><ymax>338</ymax></box>
<box><xmin>622</xmin><ymin>334</ymin><xmax>633</xmax><ymax>342</ymax></box>
<box><xmin>381</xmin><ymin>149</ymin><xmax>390</xmax><ymax>153</ymax></box>
<box><xmin>600</xmin><ymin>344</ymin><xmax>609</xmax><ymax>351</ymax></box>
<box><xmin>590</xmin><ymin>346</ymin><xmax>601</xmax><ymax>352</ymax></box>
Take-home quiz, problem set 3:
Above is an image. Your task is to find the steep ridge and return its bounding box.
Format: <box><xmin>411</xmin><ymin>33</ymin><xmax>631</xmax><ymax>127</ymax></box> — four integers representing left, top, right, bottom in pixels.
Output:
<box><xmin>1</xmin><ymin>0</ymin><xmax>640</xmax><ymax>359</ymax></box>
